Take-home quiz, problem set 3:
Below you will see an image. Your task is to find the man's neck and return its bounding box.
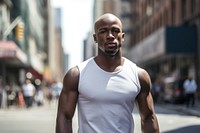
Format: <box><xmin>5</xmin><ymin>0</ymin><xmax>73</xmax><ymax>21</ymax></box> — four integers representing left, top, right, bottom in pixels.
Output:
<box><xmin>94</xmin><ymin>55</ymin><xmax>124</xmax><ymax>72</ymax></box>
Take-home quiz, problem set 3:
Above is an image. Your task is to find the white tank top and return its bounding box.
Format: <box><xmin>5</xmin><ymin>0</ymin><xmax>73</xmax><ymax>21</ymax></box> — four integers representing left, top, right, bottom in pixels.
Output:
<box><xmin>77</xmin><ymin>57</ymin><xmax>141</xmax><ymax>133</ymax></box>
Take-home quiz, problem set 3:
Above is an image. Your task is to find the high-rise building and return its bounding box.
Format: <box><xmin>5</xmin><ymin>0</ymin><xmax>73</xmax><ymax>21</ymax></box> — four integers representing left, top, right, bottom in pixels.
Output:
<box><xmin>90</xmin><ymin>0</ymin><xmax>200</xmax><ymax>99</ymax></box>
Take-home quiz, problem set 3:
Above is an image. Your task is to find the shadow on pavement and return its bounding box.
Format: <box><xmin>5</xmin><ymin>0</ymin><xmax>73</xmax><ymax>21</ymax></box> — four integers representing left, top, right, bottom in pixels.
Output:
<box><xmin>162</xmin><ymin>125</ymin><xmax>200</xmax><ymax>133</ymax></box>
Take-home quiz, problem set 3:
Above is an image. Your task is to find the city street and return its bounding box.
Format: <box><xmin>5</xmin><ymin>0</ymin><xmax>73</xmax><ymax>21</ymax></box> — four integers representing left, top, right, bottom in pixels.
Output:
<box><xmin>133</xmin><ymin>106</ymin><xmax>200</xmax><ymax>133</ymax></box>
<box><xmin>0</xmin><ymin>102</ymin><xmax>57</xmax><ymax>133</ymax></box>
<box><xmin>0</xmin><ymin>102</ymin><xmax>200</xmax><ymax>133</ymax></box>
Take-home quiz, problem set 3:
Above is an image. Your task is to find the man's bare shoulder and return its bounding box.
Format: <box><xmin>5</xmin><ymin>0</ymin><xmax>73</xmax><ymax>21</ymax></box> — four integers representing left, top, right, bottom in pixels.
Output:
<box><xmin>137</xmin><ymin>67</ymin><xmax>151</xmax><ymax>92</ymax></box>
<box><xmin>62</xmin><ymin>66</ymin><xmax>79</xmax><ymax>92</ymax></box>
<box><xmin>137</xmin><ymin>67</ymin><xmax>150</xmax><ymax>81</ymax></box>
<box><xmin>64</xmin><ymin>66</ymin><xmax>79</xmax><ymax>79</ymax></box>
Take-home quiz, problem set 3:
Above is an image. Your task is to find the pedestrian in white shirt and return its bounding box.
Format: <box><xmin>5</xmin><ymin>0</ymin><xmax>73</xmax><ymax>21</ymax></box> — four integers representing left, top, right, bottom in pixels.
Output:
<box><xmin>22</xmin><ymin>79</ymin><xmax>35</xmax><ymax>108</ymax></box>
<box><xmin>183</xmin><ymin>76</ymin><xmax>197</xmax><ymax>108</ymax></box>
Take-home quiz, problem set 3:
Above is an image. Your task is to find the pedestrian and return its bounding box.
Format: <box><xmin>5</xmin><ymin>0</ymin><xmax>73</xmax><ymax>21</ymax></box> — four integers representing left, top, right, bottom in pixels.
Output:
<box><xmin>5</xmin><ymin>84</ymin><xmax>15</xmax><ymax>107</ymax></box>
<box><xmin>18</xmin><ymin>89</ymin><xmax>25</xmax><ymax>108</ymax></box>
<box><xmin>152</xmin><ymin>75</ymin><xmax>164</xmax><ymax>103</ymax></box>
<box><xmin>22</xmin><ymin>79</ymin><xmax>36</xmax><ymax>108</ymax></box>
<box><xmin>56</xmin><ymin>13</ymin><xmax>160</xmax><ymax>133</ymax></box>
<box><xmin>34</xmin><ymin>86</ymin><xmax>44</xmax><ymax>106</ymax></box>
<box><xmin>183</xmin><ymin>75</ymin><xmax>197</xmax><ymax>108</ymax></box>
<box><xmin>44</xmin><ymin>84</ymin><xmax>53</xmax><ymax>105</ymax></box>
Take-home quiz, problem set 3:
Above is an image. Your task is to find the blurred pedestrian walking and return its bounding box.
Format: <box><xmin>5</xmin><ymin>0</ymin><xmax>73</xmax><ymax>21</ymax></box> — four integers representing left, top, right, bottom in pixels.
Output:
<box><xmin>18</xmin><ymin>90</ymin><xmax>25</xmax><ymax>108</ymax></box>
<box><xmin>152</xmin><ymin>75</ymin><xmax>164</xmax><ymax>103</ymax></box>
<box><xmin>22</xmin><ymin>79</ymin><xmax>36</xmax><ymax>108</ymax></box>
<box><xmin>183</xmin><ymin>76</ymin><xmax>197</xmax><ymax>108</ymax></box>
<box><xmin>34</xmin><ymin>87</ymin><xmax>44</xmax><ymax>106</ymax></box>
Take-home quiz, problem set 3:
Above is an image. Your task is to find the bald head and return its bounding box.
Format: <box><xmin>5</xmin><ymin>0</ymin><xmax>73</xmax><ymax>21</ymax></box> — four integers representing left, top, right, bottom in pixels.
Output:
<box><xmin>94</xmin><ymin>13</ymin><xmax>123</xmax><ymax>33</ymax></box>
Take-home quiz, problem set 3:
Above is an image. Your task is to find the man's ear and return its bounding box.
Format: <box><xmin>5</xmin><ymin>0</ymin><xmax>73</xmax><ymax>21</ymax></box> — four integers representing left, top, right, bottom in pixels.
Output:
<box><xmin>93</xmin><ymin>34</ymin><xmax>97</xmax><ymax>43</ymax></box>
<box><xmin>122</xmin><ymin>32</ymin><xmax>125</xmax><ymax>42</ymax></box>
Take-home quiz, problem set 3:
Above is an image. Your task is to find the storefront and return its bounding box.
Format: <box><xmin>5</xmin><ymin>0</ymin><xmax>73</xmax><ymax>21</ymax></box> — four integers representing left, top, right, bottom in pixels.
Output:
<box><xmin>0</xmin><ymin>41</ymin><xmax>28</xmax><ymax>86</ymax></box>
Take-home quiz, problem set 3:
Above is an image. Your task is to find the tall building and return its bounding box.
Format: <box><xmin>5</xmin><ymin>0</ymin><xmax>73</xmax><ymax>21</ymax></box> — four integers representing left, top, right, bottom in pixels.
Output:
<box><xmin>90</xmin><ymin>0</ymin><xmax>200</xmax><ymax>98</ymax></box>
<box><xmin>127</xmin><ymin>0</ymin><xmax>200</xmax><ymax>81</ymax></box>
<box><xmin>0</xmin><ymin>0</ymin><xmax>46</xmax><ymax>107</ymax></box>
<box><xmin>51</xmin><ymin>7</ymin><xmax>64</xmax><ymax>82</ymax></box>
<box><xmin>0</xmin><ymin>0</ymin><xmax>28</xmax><ymax>96</ymax></box>
<box><xmin>41</xmin><ymin>4</ymin><xmax>65</xmax><ymax>83</ymax></box>
<box><xmin>0</xmin><ymin>0</ymin><xmax>65</xmax><ymax>107</ymax></box>
<box><xmin>0</xmin><ymin>0</ymin><xmax>46</xmax><ymax>85</ymax></box>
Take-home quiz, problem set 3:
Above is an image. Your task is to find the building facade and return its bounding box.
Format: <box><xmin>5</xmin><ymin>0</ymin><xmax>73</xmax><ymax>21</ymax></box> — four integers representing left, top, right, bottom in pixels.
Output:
<box><xmin>126</xmin><ymin>0</ymin><xmax>200</xmax><ymax>99</ymax></box>
<box><xmin>0</xmin><ymin>0</ymin><xmax>65</xmax><ymax>108</ymax></box>
<box><xmin>89</xmin><ymin>0</ymin><xmax>200</xmax><ymax>99</ymax></box>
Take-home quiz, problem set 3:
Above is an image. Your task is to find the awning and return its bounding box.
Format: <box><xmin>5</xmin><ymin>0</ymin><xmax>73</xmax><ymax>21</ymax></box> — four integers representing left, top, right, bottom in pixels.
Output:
<box><xmin>0</xmin><ymin>41</ymin><xmax>27</xmax><ymax>64</ymax></box>
<box><xmin>128</xmin><ymin>26</ymin><xmax>197</xmax><ymax>65</ymax></box>
<box><xmin>26</xmin><ymin>68</ymin><xmax>43</xmax><ymax>80</ymax></box>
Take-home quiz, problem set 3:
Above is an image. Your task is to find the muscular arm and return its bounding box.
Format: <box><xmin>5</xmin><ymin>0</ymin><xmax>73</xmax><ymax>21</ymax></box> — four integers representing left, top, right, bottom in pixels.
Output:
<box><xmin>135</xmin><ymin>67</ymin><xmax>160</xmax><ymax>133</ymax></box>
<box><xmin>56</xmin><ymin>66</ymin><xmax>79</xmax><ymax>133</ymax></box>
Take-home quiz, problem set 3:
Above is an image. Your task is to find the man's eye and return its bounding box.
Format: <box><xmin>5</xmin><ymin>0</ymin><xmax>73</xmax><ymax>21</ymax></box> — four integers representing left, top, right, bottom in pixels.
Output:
<box><xmin>112</xmin><ymin>29</ymin><xmax>120</xmax><ymax>33</ymax></box>
<box><xmin>99</xmin><ymin>30</ymin><xmax>106</xmax><ymax>33</ymax></box>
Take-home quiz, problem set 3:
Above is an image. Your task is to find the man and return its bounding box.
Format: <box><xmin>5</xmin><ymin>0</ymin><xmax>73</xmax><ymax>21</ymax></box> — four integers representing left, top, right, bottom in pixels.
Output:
<box><xmin>22</xmin><ymin>79</ymin><xmax>35</xmax><ymax>108</ymax></box>
<box><xmin>56</xmin><ymin>13</ymin><xmax>159</xmax><ymax>133</ymax></box>
<box><xmin>183</xmin><ymin>75</ymin><xmax>197</xmax><ymax>108</ymax></box>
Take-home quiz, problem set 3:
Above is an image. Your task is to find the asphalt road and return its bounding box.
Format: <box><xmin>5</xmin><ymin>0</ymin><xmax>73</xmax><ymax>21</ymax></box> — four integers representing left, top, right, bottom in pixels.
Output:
<box><xmin>0</xmin><ymin>102</ymin><xmax>200</xmax><ymax>133</ymax></box>
<box><xmin>0</xmin><ymin>103</ymin><xmax>57</xmax><ymax>133</ymax></box>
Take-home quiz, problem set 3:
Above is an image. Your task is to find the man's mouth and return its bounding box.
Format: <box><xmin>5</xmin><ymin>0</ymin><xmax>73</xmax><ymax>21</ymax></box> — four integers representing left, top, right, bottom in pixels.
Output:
<box><xmin>106</xmin><ymin>42</ymin><xmax>116</xmax><ymax>47</ymax></box>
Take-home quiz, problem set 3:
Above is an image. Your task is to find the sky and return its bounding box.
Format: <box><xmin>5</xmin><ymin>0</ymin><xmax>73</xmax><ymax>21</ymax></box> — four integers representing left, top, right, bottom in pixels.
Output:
<box><xmin>52</xmin><ymin>0</ymin><xmax>94</xmax><ymax>68</ymax></box>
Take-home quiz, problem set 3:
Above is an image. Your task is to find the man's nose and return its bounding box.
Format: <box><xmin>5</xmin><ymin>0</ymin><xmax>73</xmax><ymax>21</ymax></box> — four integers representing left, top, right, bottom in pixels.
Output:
<box><xmin>107</xmin><ymin>31</ymin><xmax>114</xmax><ymax>39</ymax></box>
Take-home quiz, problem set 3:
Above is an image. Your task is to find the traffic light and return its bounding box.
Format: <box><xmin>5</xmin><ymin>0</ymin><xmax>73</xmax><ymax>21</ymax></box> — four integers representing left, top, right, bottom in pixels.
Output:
<box><xmin>15</xmin><ymin>22</ymin><xmax>24</xmax><ymax>41</ymax></box>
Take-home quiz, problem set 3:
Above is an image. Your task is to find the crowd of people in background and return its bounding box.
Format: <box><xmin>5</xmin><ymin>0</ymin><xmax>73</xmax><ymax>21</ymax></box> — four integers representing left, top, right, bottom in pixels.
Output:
<box><xmin>0</xmin><ymin>74</ymin><xmax>198</xmax><ymax>109</ymax></box>
<box><xmin>0</xmin><ymin>78</ymin><xmax>62</xmax><ymax>109</ymax></box>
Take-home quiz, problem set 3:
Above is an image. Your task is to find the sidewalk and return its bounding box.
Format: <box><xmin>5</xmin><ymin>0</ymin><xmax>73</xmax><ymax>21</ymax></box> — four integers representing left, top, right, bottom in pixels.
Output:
<box><xmin>0</xmin><ymin>99</ymin><xmax>58</xmax><ymax>111</ymax></box>
<box><xmin>158</xmin><ymin>99</ymin><xmax>200</xmax><ymax>117</ymax></box>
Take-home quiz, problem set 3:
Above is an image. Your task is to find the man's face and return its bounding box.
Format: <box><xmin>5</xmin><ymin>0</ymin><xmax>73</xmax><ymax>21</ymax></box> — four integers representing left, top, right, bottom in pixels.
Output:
<box><xmin>93</xmin><ymin>15</ymin><xmax>125</xmax><ymax>56</ymax></box>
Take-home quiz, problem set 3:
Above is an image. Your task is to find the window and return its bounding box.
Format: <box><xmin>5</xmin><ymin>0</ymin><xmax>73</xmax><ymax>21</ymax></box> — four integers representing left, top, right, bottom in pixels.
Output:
<box><xmin>171</xmin><ymin>0</ymin><xmax>175</xmax><ymax>24</ymax></box>
<box><xmin>182</xmin><ymin>0</ymin><xmax>187</xmax><ymax>20</ymax></box>
<box><xmin>191</xmin><ymin>0</ymin><xmax>197</xmax><ymax>14</ymax></box>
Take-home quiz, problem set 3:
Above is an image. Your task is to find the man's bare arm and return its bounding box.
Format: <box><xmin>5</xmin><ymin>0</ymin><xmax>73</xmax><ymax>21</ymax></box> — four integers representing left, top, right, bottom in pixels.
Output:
<box><xmin>56</xmin><ymin>66</ymin><xmax>79</xmax><ymax>133</ymax></box>
<box><xmin>135</xmin><ymin>67</ymin><xmax>160</xmax><ymax>133</ymax></box>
